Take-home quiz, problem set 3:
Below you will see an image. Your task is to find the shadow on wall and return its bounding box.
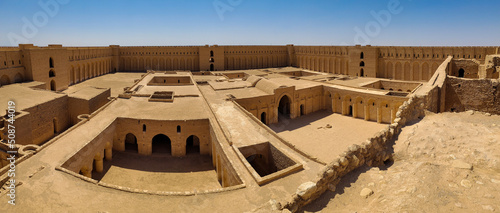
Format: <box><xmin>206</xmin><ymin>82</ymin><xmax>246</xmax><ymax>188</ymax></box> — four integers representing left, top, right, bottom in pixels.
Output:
<box><xmin>92</xmin><ymin>151</ymin><xmax>215</xmax><ymax>181</ymax></box>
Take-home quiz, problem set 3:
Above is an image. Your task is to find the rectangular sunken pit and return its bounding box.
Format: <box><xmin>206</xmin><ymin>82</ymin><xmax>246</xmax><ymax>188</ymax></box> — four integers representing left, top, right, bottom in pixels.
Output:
<box><xmin>149</xmin><ymin>91</ymin><xmax>174</xmax><ymax>102</ymax></box>
<box><xmin>147</xmin><ymin>76</ymin><xmax>193</xmax><ymax>86</ymax></box>
<box><xmin>280</xmin><ymin>70</ymin><xmax>319</xmax><ymax>77</ymax></box>
<box><xmin>236</xmin><ymin>142</ymin><xmax>302</xmax><ymax>185</ymax></box>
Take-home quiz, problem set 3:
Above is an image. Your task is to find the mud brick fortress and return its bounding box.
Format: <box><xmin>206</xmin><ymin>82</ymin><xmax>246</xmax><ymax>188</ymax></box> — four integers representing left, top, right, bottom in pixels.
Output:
<box><xmin>0</xmin><ymin>44</ymin><xmax>499</xmax><ymax>212</ymax></box>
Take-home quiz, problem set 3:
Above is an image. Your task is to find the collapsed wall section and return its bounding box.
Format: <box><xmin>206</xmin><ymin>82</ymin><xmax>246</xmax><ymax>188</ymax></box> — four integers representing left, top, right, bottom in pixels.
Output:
<box><xmin>445</xmin><ymin>77</ymin><xmax>500</xmax><ymax>114</ymax></box>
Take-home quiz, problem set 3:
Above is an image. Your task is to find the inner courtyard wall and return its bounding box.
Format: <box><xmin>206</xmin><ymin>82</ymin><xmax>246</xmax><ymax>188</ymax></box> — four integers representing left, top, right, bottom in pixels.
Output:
<box><xmin>236</xmin><ymin>85</ymin><xmax>326</xmax><ymax>125</ymax></box>
<box><xmin>113</xmin><ymin>118</ymin><xmax>211</xmax><ymax>157</ymax></box>
<box><xmin>1</xmin><ymin>44</ymin><xmax>499</xmax><ymax>90</ymax></box>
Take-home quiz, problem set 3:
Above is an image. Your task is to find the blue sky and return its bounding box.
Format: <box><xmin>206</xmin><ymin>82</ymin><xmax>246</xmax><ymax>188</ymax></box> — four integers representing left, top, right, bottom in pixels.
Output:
<box><xmin>0</xmin><ymin>0</ymin><xmax>499</xmax><ymax>46</ymax></box>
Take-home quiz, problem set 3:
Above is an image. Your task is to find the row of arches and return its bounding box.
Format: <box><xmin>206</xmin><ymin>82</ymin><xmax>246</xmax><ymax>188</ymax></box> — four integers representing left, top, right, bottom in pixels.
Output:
<box><xmin>380</xmin><ymin>61</ymin><xmax>441</xmax><ymax>81</ymax></box>
<box><xmin>330</xmin><ymin>92</ymin><xmax>402</xmax><ymax>124</ymax></box>
<box><xmin>0</xmin><ymin>73</ymin><xmax>23</xmax><ymax>87</ymax></box>
<box><xmin>69</xmin><ymin>59</ymin><xmax>113</xmax><ymax>85</ymax></box>
<box><xmin>124</xmin><ymin>133</ymin><xmax>201</xmax><ymax>155</ymax></box>
<box><xmin>120</xmin><ymin>57</ymin><xmax>198</xmax><ymax>71</ymax></box>
<box><xmin>295</xmin><ymin>55</ymin><xmax>443</xmax><ymax>82</ymax></box>
<box><xmin>297</xmin><ymin>56</ymin><xmax>350</xmax><ymax>75</ymax></box>
<box><xmin>79</xmin><ymin>142</ymin><xmax>113</xmax><ymax>178</ymax></box>
<box><xmin>224</xmin><ymin>55</ymin><xmax>287</xmax><ymax>70</ymax></box>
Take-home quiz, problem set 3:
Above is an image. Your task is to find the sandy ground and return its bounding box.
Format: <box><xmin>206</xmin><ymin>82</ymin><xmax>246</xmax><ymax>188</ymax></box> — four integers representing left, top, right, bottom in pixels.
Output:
<box><xmin>301</xmin><ymin>112</ymin><xmax>500</xmax><ymax>212</ymax></box>
<box><xmin>270</xmin><ymin>110</ymin><xmax>388</xmax><ymax>163</ymax></box>
<box><xmin>63</xmin><ymin>72</ymin><xmax>144</xmax><ymax>97</ymax></box>
<box><xmin>94</xmin><ymin>151</ymin><xmax>222</xmax><ymax>192</ymax></box>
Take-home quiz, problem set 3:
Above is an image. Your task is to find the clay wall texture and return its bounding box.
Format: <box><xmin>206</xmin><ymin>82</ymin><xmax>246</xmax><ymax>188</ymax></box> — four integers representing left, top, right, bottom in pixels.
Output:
<box><xmin>445</xmin><ymin>77</ymin><xmax>500</xmax><ymax>114</ymax></box>
<box><xmin>21</xmin><ymin>95</ymin><xmax>70</xmax><ymax>145</ymax></box>
<box><xmin>450</xmin><ymin>59</ymin><xmax>480</xmax><ymax>78</ymax></box>
<box><xmin>114</xmin><ymin>118</ymin><xmax>211</xmax><ymax>157</ymax></box>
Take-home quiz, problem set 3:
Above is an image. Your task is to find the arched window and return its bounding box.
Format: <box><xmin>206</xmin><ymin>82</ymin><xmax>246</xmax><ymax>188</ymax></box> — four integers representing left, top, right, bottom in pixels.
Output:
<box><xmin>50</xmin><ymin>80</ymin><xmax>56</xmax><ymax>91</ymax></box>
<box><xmin>49</xmin><ymin>57</ymin><xmax>54</xmax><ymax>68</ymax></box>
<box><xmin>53</xmin><ymin>118</ymin><xmax>58</xmax><ymax>134</ymax></box>
<box><xmin>143</xmin><ymin>124</ymin><xmax>146</xmax><ymax>132</ymax></box>
<box><xmin>360</xmin><ymin>61</ymin><xmax>365</xmax><ymax>67</ymax></box>
<box><xmin>458</xmin><ymin>68</ymin><xmax>465</xmax><ymax>78</ymax></box>
<box><xmin>261</xmin><ymin>112</ymin><xmax>267</xmax><ymax>124</ymax></box>
<box><xmin>360</xmin><ymin>52</ymin><xmax>364</xmax><ymax>59</ymax></box>
<box><xmin>49</xmin><ymin>70</ymin><xmax>56</xmax><ymax>77</ymax></box>
<box><xmin>209</xmin><ymin>58</ymin><xmax>214</xmax><ymax>63</ymax></box>
<box><xmin>177</xmin><ymin>125</ymin><xmax>181</xmax><ymax>133</ymax></box>
<box><xmin>210</xmin><ymin>50</ymin><xmax>214</xmax><ymax>57</ymax></box>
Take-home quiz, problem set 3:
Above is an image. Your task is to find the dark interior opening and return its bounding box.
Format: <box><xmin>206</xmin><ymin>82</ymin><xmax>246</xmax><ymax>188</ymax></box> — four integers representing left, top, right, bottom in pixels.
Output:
<box><xmin>152</xmin><ymin>134</ymin><xmax>171</xmax><ymax>154</ymax></box>
<box><xmin>458</xmin><ymin>68</ymin><xmax>465</xmax><ymax>78</ymax></box>
<box><xmin>186</xmin><ymin>135</ymin><xmax>200</xmax><ymax>154</ymax></box>
<box><xmin>278</xmin><ymin>95</ymin><xmax>291</xmax><ymax>117</ymax></box>
<box><xmin>125</xmin><ymin>133</ymin><xmax>138</xmax><ymax>152</ymax></box>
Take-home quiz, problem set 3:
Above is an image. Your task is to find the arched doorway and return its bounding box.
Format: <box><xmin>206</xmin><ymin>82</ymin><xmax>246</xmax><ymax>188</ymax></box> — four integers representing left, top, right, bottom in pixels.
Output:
<box><xmin>50</xmin><ymin>80</ymin><xmax>56</xmax><ymax>91</ymax></box>
<box><xmin>278</xmin><ymin>95</ymin><xmax>291</xmax><ymax>117</ymax></box>
<box><xmin>186</xmin><ymin>135</ymin><xmax>200</xmax><ymax>154</ymax></box>
<box><xmin>260</xmin><ymin>112</ymin><xmax>267</xmax><ymax>124</ymax></box>
<box><xmin>152</xmin><ymin>134</ymin><xmax>171</xmax><ymax>154</ymax></box>
<box><xmin>360</xmin><ymin>68</ymin><xmax>364</xmax><ymax>77</ymax></box>
<box><xmin>210</xmin><ymin>64</ymin><xmax>214</xmax><ymax>71</ymax></box>
<box><xmin>0</xmin><ymin>75</ymin><xmax>11</xmax><ymax>86</ymax></box>
<box><xmin>458</xmin><ymin>68</ymin><xmax>465</xmax><ymax>78</ymax></box>
<box><xmin>348</xmin><ymin>105</ymin><xmax>353</xmax><ymax>116</ymax></box>
<box><xmin>13</xmin><ymin>73</ymin><xmax>22</xmax><ymax>83</ymax></box>
<box><xmin>125</xmin><ymin>133</ymin><xmax>138</xmax><ymax>151</ymax></box>
<box><xmin>300</xmin><ymin>104</ymin><xmax>304</xmax><ymax>116</ymax></box>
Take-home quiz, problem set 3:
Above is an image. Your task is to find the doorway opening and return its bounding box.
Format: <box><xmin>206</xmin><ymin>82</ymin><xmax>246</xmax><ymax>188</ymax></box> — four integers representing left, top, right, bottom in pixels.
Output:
<box><xmin>152</xmin><ymin>134</ymin><xmax>171</xmax><ymax>154</ymax></box>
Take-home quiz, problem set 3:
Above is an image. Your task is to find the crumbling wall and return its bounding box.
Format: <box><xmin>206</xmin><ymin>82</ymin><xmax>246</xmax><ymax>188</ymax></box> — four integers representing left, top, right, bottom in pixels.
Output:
<box><xmin>481</xmin><ymin>55</ymin><xmax>500</xmax><ymax>79</ymax></box>
<box><xmin>445</xmin><ymin>77</ymin><xmax>500</xmax><ymax>114</ymax></box>
<box><xmin>450</xmin><ymin>59</ymin><xmax>479</xmax><ymax>78</ymax></box>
